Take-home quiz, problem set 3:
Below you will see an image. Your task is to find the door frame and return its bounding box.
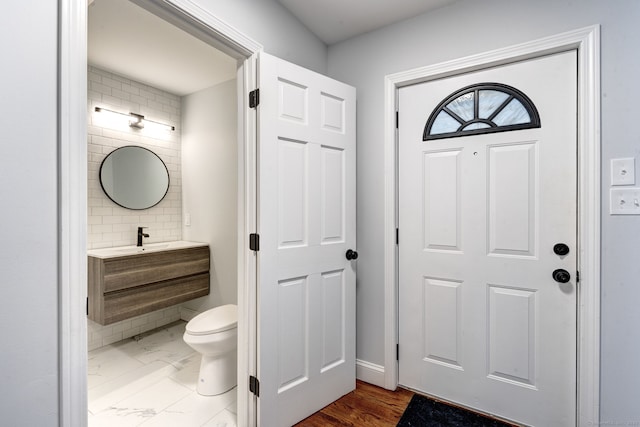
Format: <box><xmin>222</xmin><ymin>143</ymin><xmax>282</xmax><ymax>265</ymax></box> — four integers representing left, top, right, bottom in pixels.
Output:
<box><xmin>383</xmin><ymin>26</ymin><xmax>600</xmax><ymax>426</ymax></box>
<box><xmin>58</xmin><ymin>1</ymin><xmax>262</xmax><ymax>425</ymax></box>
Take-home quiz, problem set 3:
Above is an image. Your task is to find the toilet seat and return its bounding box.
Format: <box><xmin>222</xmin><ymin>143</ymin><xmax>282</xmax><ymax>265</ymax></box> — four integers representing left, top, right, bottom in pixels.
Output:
<box><xmin>186</xmin><ymin>304</ymin><xmax>237</xmax><ymax>335</ymax></box>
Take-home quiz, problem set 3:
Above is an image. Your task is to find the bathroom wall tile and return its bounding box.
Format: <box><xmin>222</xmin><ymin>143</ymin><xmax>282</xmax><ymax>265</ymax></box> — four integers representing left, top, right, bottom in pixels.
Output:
<box><xmin>131</xmin><ymin>317</ymin><xmax>151</xmax><ymax>329</ymax></box>
<box><xmin>101</xmin><ymin>76</ymin><xmax>122</xmax><ymax>90</ymax></box>
<box><xmin>111</xmin><ymin>320</ymin><xmax>132</xmax><ymax>334</ymax></box>
<box><xmin>163</xmin><ymin>306</ymin><xmax>179</xmax><ymax>318</ymax></box>
<box><xmin>90</xmin><ymin>81</ymin><xmax>113</xmax><ymax>96</ymax></box>
<box><xmin>87</xmin><ymin>65</ymin><xmax>182</xmax><ymax>251</ymax></box>
<box><xmin>102</xmin><ymin>331</ymin><xmax>124</xmax><ymax>346</ymax></box>
<box><xmin>88</xmin><ymin>307</ymin><xmax>183</xmax><ymax>351</ymax></box>
<box><xmin>88</xmin><ymin>216</ymin><xmax>103</xmax><ymax>225</ymax></box>
<box><xmin>111</xmin><ymin>89</ymin><xmax>130</xmax><ymax>101</ymax></box>
<box><xmin>91</xmin><ymin>224</ymin><xmax>114</xmax><ymax>234</ymax></box>
<box><xmin>122</xmin><ymin>326</ymin><xmax>142</xmax><ymax>340</ymax></box>
<box><xmin>88</xmin><ymin>91</ymin><xmax>103</xmax><ymax>102</ymax></box>
<box><xmin>88</xmin><ymin>70</ymin><xmax>102</xmax><ymax>83</ymax></box>
<box><xmin>102</xmin><ymin>216</ymin><xmax>123</xmax><ymax>224</ymax></box>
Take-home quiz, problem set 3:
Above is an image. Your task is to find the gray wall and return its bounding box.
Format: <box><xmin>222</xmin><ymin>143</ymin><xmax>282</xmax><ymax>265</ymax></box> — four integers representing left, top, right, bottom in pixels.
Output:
<box><xmin>0</xmin><ymin>0</ymin><xmax>324</xmax><ymax>424</ymax></box>
<box><xmin>0</xmin><ymin>1</ymin><xmax>60</xmax><ymax>425</ymax></box>
<box><xmin>327</xmin><ymin>0</ymin><xmax>640</xmax><ymax>423</ymax></box>
<box><xmin>188</xmin><ymin>0</ymin><xmax>327</xmax><ymax>74</ymax></box>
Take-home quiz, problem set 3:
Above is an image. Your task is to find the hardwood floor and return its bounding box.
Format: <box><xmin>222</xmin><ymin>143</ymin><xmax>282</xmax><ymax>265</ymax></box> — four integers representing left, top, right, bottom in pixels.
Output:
<box><xmin>295</xmin><ymin>380</ymin><xmax>414</xmax><ymax>426</ymax></box>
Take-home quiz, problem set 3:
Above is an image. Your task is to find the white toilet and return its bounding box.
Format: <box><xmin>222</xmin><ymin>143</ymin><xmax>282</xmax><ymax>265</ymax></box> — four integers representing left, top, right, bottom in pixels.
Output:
<box><xmin>183</xmin><ymin>304</ymin><xmax>238</xmax><ymax>396</ymax></box>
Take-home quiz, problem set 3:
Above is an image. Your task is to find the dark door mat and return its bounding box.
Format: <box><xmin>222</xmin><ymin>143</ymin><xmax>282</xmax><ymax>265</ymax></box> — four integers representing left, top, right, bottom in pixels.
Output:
<box><xmin>397</xmin><ymin>394</ymin><xmax>515</xmax><ymax>427</ymax></box>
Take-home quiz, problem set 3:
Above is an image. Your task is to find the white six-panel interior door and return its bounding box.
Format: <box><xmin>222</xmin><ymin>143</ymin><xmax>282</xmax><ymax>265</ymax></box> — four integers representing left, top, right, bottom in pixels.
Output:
<box><xmin>398</xmin><ymin>51</ymin><xmax>578</xmax><ymax>426</ymax></box>
<box><xmin>256</xmin><ymin>52</ymin><xmax>357</xmax><ymax>426</ymax></box>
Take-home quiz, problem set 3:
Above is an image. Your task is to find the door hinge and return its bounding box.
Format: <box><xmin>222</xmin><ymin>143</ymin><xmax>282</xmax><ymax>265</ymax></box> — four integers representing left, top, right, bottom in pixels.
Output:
<box><xmin>395</xmin><ymin>111</ymin><xmax>399</xmax><ymax>129</ymax></box>
<box><xmin>396</xmin><ymin>228</ymin><xmax>399</xmax><ymax>245</ymax></box>
<box><xmin>249</xmin><ymin>89</ymin><xmax>260</xmax><ymax>108</ymax></box>
<box><xmin>396</xmin><ymin>344</ymin><xmax>399</xmax><ymax>361</ymax></box>
<box><xmin>576</xmin><ymin>270</ymin><xmax>580</xmax><ymax>283</ymax></box>
<box><xmin>249</xmin><ymin>375</ymin><xmax>260</xmax><ymax>397</ymax></box>
<box><xmin>249</xmin><ymin>233</ymin><xmax>260</xmax><ymax>251</ymax></box>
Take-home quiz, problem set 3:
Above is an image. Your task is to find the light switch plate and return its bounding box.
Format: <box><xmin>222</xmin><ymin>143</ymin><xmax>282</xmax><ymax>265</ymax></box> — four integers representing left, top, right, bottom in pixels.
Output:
<box><xmin>610</xmin><ymin>187</ymin><xmax>640</xmax><ymax>215</ymax></box>
<box><xmin>611</xmin><ymin>157</ymin><xmax>635</xmax><ymax>186</ymax></box>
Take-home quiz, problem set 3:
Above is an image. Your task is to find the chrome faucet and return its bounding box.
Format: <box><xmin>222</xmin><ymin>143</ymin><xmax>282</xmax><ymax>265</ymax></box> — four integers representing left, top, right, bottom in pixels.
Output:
<box><xmin>137</xmin><ymin>227</ymin><xmax>149</xmax><ymax>247</ymax></box>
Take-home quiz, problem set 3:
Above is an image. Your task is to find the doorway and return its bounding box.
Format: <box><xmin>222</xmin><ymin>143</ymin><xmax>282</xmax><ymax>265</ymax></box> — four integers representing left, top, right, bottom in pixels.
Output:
<box><xmin>59</xmin><ymin>0</ymin><xmax>261</xmax><ymax>425</ymax></box>
<box><xmin>397</xmin><ymin>51</ymin><xmax>577</xmax><ymax>426</ymax></box>
<box><xmin>86</xmin><ymin>0</ymin><xmax>242</xmax><ymax>423</ymax></box>
<box><xmin>382</xmin><ymin>26</ymin><xmax>601</xmax><ymax>426</ymax></box>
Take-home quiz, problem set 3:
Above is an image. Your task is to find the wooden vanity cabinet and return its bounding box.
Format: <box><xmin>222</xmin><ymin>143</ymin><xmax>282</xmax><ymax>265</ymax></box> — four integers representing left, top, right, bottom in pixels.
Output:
<box><xmin>88</xmin><ymin>246</ymin><xmax>210</xmax><ymax>325</ymax></box>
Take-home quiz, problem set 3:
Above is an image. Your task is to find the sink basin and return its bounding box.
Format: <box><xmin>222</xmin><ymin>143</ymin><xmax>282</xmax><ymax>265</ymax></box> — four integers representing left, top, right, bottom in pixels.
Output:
<box><xmin>88</xmin><ymin>241</ymin><xmax>207</xmax><ymax>259</ymax></box>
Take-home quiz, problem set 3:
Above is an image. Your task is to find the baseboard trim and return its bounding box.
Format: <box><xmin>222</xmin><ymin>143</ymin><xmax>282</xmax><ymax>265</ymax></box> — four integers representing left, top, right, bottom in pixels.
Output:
<box><xmin>356</xmin><ymin>359</ymin><xmax>386</xmax><ymax>387</ymax></box>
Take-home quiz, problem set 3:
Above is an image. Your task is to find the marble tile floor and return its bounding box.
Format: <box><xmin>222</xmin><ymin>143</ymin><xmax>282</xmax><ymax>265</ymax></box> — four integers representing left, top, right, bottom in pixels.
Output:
<box><xmin>88</xmin><ymin>320</ymin><xmax>237</xmax><ymax>427</ymax></box>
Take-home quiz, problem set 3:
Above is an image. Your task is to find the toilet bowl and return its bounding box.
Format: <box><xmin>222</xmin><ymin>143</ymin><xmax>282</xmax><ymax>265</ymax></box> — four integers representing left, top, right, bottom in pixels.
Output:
<box><xmin>183</xmin><ymin>304</ymin><xmax>237</xmax><ymax>396</ymax></box>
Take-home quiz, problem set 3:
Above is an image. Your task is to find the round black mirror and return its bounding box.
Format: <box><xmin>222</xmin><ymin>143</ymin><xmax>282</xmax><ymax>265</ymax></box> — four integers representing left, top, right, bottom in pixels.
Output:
<box><xmin>99</xmin><ymin>146</ymin><xmax>170</xmax><ymax>210</ymax></box>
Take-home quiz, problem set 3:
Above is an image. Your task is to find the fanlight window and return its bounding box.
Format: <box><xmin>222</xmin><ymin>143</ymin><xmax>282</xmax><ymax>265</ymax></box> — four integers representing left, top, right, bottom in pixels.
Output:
<box><xmin>423</xmin><ymin>83</ymin><xmax>540</xmax><ymax>140</ymax></box>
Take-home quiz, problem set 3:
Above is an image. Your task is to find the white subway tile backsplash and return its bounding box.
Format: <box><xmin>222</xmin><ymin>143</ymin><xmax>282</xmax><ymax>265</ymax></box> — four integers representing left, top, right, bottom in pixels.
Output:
<box><xmin>90</xmin><ymin>81</ymin><xmax>113</xmax><ymax>95</ymax></box>
<box><xmin>102</xmin><ymin>216</ymin><xmax>123</xmax><ymax>224</ymax></box>
<box><xmin>88</xmin><ymin>71</ymin><xmax>102</xmax><ymax>82</ymax></box>
<box><xmin>121</xmin><ymin>84</ymin><xmax>140</xmax><ymax>96</ymax></box>
<box><xmin>102</xmin><ymin>333</ymin><xmax>124</xmax><ymax>346</ymax></box>
<box><xmin>101</xmin><ymin>76</ymin><xmax>122</xmax><ymax>90</ymax></box>
<box><xmin>139</xmin><ymin>89</ymin><xmax>156</xmax><ymax>100</ymax></box>
<box><xmin>88</xmin><ymin>66</ymin><xmax>181</xmax><ymax>250</ymax></box>
<box><xmin>91</xmin><ymin>207</ymin><xmax>113</xmax><ymax>216</ymax></box>
<box><xmin>110</xmin><ymin>88</ymin><xmax>131</xmax><ymax>101</ymax></box>
<box><xmin>101</xmin><ymin>94</ymin><xmax>125</xmax><ymax>107</ymax></box>
<box><xmin>88</xmin><ymin>306</ymin><xmax>187</xmax><ymax>350</ymax></box>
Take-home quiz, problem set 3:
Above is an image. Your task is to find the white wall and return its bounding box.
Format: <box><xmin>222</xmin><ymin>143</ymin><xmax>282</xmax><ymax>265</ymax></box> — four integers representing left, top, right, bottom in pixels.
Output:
<box><xmin>0</xmin><ymin>2</ymin><xmax>59</xmax><ymax>425</ymax></box>
<box><xmin>2</xmin><ymin>0</ymin><xmax>325</xmax><ymax>423</ymax></box>
<box><xmin>181</xmin><ymin>79</ymin><xmax>238</xmax><ymax>312</ymax></box>
<box><xmin>327</xmin><ymin>0</ymin><xmax>640</xmax><ymax>423</ymax></box>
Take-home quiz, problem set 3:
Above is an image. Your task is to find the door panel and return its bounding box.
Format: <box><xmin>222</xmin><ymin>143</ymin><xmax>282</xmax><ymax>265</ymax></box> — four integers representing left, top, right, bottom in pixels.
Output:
<box><xmin>487</xmin><ymin>285</ymin><xmax>536</xmax><ymax>386</ymax></box>
<box><xmin>398</xmin><ymin>51</ymin><xmax>577</xmax><ymax>426</ymax></box>
<box><xmin>423</xmin><ymin>277</ymin><xmax>463</xmax><ymax>368</ymax></box>
<box><xmin>257</xmin><ymin>52</ymin><xmax>356</xmax><ymax>427</ymax></box>
<box><xmin>488</xmin><ymin>143</ymin><xmax>537</xmax><ymax>256</ymax></box>
<box><xmin>423</xmin><ymin>150</ymin><xmax>462</xmax><ymax>251</ymax></box>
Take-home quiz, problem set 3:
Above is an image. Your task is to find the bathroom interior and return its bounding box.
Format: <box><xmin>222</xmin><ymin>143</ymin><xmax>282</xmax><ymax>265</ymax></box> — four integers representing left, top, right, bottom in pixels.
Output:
<box><xmin>86</xmin><ymin>0</ymin><xmax>241</xmax><ymax>424</ymax></box>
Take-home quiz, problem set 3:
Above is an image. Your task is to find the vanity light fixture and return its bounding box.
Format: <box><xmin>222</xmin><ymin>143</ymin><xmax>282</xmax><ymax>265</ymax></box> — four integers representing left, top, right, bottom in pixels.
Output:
<box><xmin>94</xmin><ymin>106</ymin><xmax>175</xmax><ymax>131</ymax></box>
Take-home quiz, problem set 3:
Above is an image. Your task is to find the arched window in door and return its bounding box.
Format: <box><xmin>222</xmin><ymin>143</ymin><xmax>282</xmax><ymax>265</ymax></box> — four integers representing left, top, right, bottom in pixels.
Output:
<box><xmin>423</xmin><ymin>83</ymin><xmax>541</xmax><ymax>140</ymax></box>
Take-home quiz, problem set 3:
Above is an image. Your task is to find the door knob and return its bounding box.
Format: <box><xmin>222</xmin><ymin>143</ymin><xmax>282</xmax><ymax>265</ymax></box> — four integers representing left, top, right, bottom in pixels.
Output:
<box><xmin>346</xmin><ymin>249</ymin><xmax>358</xmax><ymax>260</ymax></box>
<box><xmin>552</xmin><ymin>269</ymin><xmax>571</xmax><ymax>283</ymax></box>
<box><xmin>553</xmin><ymin>243</ymin><xmax>570</xmax><ymax>256</ymax></box>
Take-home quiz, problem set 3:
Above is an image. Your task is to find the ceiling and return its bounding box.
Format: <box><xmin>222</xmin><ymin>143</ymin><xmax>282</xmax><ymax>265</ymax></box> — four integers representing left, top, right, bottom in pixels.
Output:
<box><xmin>277</xmin><ymin>0</ymin><xmax>458</xmax><ymax>45</ymax></box>
<box><xmin>88</xmin><ymin>0</ymin><xmax>457</xmax><ymax>96</ymax></box>
<box><xmin>88</xmin><ymin>0</ymin><xmax>237</xmax><ymax>96</ymax></box>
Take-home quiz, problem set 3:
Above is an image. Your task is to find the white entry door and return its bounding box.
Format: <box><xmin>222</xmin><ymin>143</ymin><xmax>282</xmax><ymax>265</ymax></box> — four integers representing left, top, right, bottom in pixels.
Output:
<box><xmin>398</xmin><ymin>51</ymin><xmax>577</xmax><ymax>426</ymax></box>
<box><xmin>256</xmin><ymin>52</ymin><xmax>357</xmax><ymax>426</ymax></box>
